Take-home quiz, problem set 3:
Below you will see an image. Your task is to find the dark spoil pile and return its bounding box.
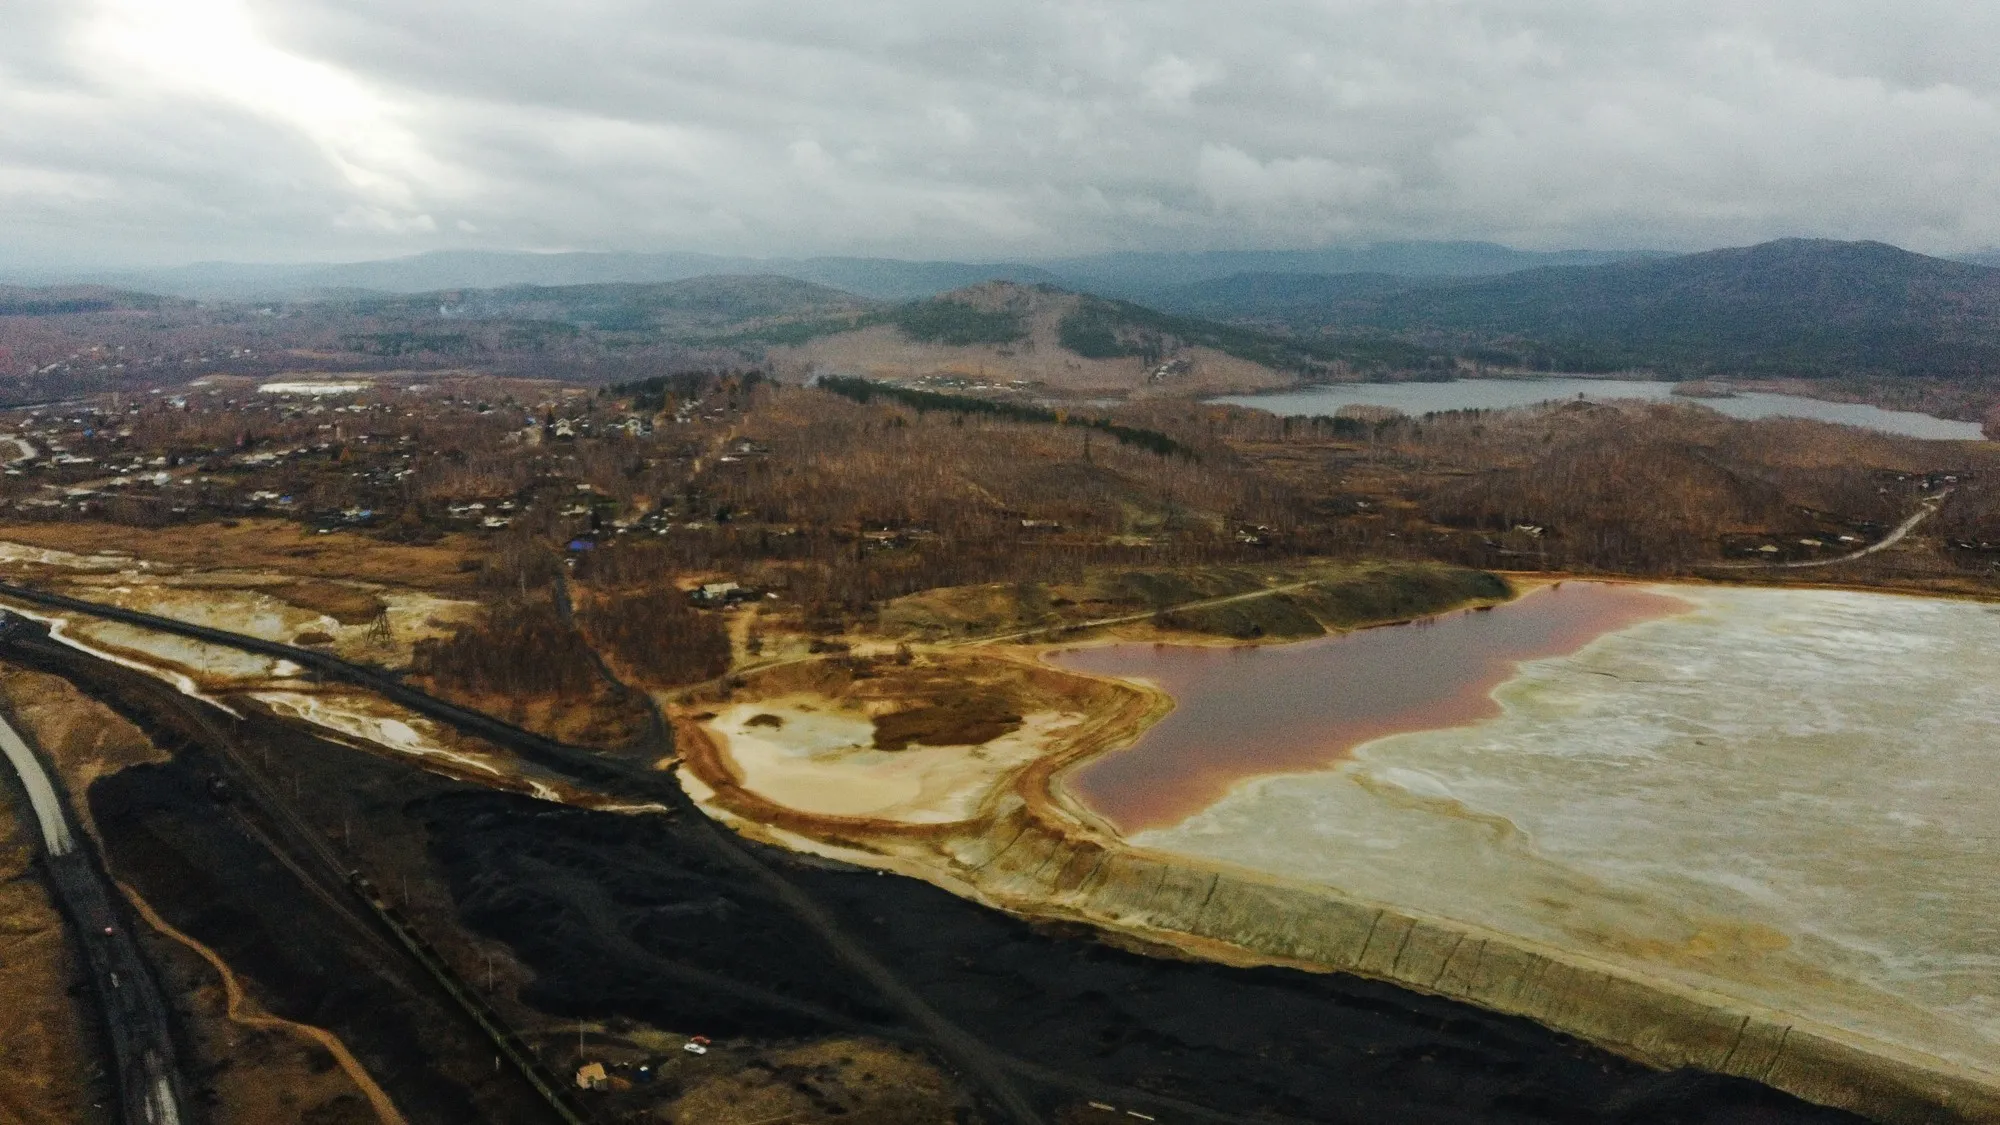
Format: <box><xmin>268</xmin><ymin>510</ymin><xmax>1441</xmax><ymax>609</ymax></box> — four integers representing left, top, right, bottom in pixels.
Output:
<box><xmin>420</xmin><ymin>789</ymin><xmax>1869</xmax><ymax>1125</ymax></box>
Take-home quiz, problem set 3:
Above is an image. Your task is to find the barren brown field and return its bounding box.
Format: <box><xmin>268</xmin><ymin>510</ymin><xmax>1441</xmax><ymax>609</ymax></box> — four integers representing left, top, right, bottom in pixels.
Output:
<box><xmin>0</xmin><ymin>520</ymin><xmax>483</xmax><ymax>593</ymax></box>
<box><xmin>773</xmin><ymin>320</ymin><xmax>1292</xmax><ymax>394</ymax></box>
<box><xmin>659</xmin><ymin>1037</ymin><xmax>967</xmax><ymax>1125</ymax></box>
<box><xmin>0</xmin><ymin>802</ymin><xmax>106</xmax><ymax>1125</ymax></box>
<box><xmin>766</xmin><ymin>283</ymin><xmax>1296</xmax><ymax>395</ymax></box>
<box><xmin>0</xmin><ymin>665</ymin><xmax>167</xmax><ymax>838</ymax></box>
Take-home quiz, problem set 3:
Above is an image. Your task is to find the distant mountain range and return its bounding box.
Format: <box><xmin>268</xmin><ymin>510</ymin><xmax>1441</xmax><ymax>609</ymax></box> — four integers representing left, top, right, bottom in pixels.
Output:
<box><xmin>327</xmin><ymin>274</ymin><xmax>876</xmax><ymax>338</ymax></box>
<box><xmin>1174</xmin><ymin>239</ymin><xmax>2000</xmax><ymax>379</ymax></box>
<box><xmin>10</xmin><ymin>238</ymin><xmax>2000</xmax><ymax>389</ymax></box>
<box><xmin>1041</xmin><ymin>243</ymin><xmax>1654</xmax><ymax>301</ymax></box>
<box><xmin>9</xmin><ymin>241</ymin><xmax>1655</xmax><ymax>303</ymax></box>
<box><xmin>1147</xmin><ymin>272</ymin><xmax>1420</xmax><ymax>321</ymax></box>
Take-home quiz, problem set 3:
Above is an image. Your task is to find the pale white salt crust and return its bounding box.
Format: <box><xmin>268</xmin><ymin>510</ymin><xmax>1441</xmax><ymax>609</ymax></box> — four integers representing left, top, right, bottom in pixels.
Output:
<box><xmin>1133</xmin><ymin>585</ymin><xmax>2000</xmax><ymax>1080</ymax></box>
<box><xmin>249</xmin><ymin>690</ymin><xmax>505</xmax><ymax>777</ymax></box>
<box><xmin>707</xmin><ymin>698</ymin><xmax>1083</xmax><ymax>823</ymax></box>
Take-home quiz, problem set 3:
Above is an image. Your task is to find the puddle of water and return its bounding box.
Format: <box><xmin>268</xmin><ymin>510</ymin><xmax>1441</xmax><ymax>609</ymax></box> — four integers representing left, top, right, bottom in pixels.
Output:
<box><xmin>1052</xmin><ymin>582</ymin><xmax>1689</xmax><ymax>832</ymax></box>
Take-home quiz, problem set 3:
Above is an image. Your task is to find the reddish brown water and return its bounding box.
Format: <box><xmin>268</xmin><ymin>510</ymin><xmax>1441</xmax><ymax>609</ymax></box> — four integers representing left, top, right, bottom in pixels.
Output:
<box><xmin>1053</xmin><ymin>582</ymin><xmax>1690</xmax><ymax>834</ymax></box>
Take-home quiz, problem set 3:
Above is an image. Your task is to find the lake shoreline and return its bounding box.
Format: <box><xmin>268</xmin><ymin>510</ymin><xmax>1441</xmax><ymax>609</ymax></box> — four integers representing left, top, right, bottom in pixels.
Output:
<box><xmin>1050</xmin><ymin>580</ymin><xmax>1692</xmax><ymax>834</ymax></box>
<box><xmin>675</xmin><ymin>578</ymin><xmax>2000</xmax><ymax>1124</ymax></box>
<box><xmin>1209</xmin><ymin>377</ymin><xmax>1990</xmax><ymax>440</ymax></box>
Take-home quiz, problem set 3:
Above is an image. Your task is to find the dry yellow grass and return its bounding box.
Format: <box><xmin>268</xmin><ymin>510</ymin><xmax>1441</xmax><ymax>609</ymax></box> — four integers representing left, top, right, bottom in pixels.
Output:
<box><xmin>0</xmin><ymin>807</ymin><xmax>101</xmax><ymax>1125</ymax></box>
<box><xmin>663</xmin><ymin>1038</ymin><xmax>964</xmax><ymax>1125</ymax></box>
<box><xmin>766</xmin><ymin>283</ymin><xmax>1295</xmax><ymax>395</ymax></box>
<box><xmin>0</xmin><ymin>520</ymin><xmax>482</xmax><ymax>592</ymax></box>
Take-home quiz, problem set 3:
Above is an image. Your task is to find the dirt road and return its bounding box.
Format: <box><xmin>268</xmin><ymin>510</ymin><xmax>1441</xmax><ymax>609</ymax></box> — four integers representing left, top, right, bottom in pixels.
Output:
<box><xmin>1712</xmin><ymin>489</ymin><xmax>1951</xmax><ymax>570</ymax></box>
<box><xmin>958</xmin><ymin>575</ymin><xmax>1335</xmax><ymax>648</ymax></box>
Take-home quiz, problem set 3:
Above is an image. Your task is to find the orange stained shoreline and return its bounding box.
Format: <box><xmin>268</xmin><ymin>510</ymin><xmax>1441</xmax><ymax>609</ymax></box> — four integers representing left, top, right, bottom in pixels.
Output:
<box><xmin>1051</xmin><ymin>581</ymin><xmax>1691</xmax><ymax>834</ymax></box>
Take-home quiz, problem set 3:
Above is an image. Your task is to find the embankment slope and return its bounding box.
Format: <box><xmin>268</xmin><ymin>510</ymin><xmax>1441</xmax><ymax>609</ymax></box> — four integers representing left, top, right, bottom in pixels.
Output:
<box><xmin>676</xmin><ymin>645</ymin><xmax>2000</xmax><ymax>1125</ymax></box>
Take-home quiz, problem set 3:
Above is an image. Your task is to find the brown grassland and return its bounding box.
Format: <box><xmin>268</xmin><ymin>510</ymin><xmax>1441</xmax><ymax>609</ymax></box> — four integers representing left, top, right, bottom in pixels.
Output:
<box><xmin>4</xmin><ymin>375</ymin><xmax>1996</xmax><ymax>741</ymax></box>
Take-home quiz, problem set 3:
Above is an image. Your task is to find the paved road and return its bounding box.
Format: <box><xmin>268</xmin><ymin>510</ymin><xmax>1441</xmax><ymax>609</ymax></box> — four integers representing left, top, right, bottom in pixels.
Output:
<box><xmin>0</xmin><ymin>704</ymin><xmax>73</xmax><ymax>854</ymax></box>
<box><xmin>0</xmin><ymin>677</ymin><xmax>189</xmax><ymax>1125</ymax></box>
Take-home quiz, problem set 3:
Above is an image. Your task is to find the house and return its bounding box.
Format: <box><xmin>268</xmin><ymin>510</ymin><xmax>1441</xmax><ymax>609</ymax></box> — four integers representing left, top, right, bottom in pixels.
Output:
<box><xmin>691</xmin><ymin>582</ymin><xmax>766</xmax><ymax>607</ymax></box>
<box><xmin>692</xmin><ymin>581</ymin><xmax>741</xmax><ymax>606</ymax></box>
<box><xmin>575</xmin><ymin>1062</ymin><xmax>607</xmax><ymax>1090</ymax></box>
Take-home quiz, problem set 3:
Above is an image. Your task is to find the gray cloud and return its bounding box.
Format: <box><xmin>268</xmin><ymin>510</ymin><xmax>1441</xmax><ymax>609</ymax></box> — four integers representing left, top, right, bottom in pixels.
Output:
<box><xmin>4</xmin><ymin>0</ymin><xmax>1999</xmax><ymax>268</ymax></box>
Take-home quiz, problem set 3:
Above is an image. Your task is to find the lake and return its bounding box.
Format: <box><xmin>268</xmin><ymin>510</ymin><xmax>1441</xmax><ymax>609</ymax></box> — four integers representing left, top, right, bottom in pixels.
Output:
<box><xmin>1212</xmin><ymin>378</ymin><xmax>1989</xmax><ymax>440</ymax></box>
<box><xmin>1051</xmin><ymin>583</ymin><xmax>2000</xmax><ymax>1077</ymax></box>
<box><xmin>1052</xmin><ymin>582</ymin><xmax>1684</xmax><ymax>833</ymax></box>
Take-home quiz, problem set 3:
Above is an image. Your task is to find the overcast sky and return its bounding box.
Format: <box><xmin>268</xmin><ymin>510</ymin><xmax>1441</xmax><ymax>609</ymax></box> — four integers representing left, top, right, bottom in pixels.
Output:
<box><xmin>5</xmin><ymin>0</ymin><xmax>2000</xmax><ymax>268</ymax></box>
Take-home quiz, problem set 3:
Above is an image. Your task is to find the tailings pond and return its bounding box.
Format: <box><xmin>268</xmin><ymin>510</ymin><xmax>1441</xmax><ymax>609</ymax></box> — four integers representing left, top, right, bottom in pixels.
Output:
<box><xmin>1057</xmin><ymin>582</ymin><xmax>1686</xmax><ymax>832</ymax></box>
<box><xmin>1211</xmin><ymin>379</ymin><xmax>1990</xmax><ymax>440</ymax></box>
<box><xmin>1051</xmin><ymin>583</ymin><xmax>2000</xmax><ymax>1084</ymax></box>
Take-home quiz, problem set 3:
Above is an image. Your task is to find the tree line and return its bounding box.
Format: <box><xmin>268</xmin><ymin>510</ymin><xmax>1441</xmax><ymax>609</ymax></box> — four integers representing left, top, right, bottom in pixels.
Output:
<box><xmin>814</xmin><ymin>376</ymin><xmax>1193</xmax><ymax>458</ymax></box>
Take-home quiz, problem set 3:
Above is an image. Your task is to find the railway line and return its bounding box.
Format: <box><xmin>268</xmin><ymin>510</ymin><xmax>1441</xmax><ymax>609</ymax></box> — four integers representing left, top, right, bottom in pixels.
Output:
<box><xmin>0</xmin><ymin>584</ymin><xmax>1046</xmax><ymax>1125</ymax></box>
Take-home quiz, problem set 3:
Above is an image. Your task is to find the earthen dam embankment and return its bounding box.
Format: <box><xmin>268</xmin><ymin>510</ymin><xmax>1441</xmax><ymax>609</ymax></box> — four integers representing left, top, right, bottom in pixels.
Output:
<box><xmin>677</xmin><ymin>635</ymin><xmax>2000</xmax><ymax>1125</ymax></box>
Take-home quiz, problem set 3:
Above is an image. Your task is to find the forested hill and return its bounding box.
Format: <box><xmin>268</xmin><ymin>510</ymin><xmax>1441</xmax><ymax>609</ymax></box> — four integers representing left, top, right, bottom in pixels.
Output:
<box><xmin>0</xmin><ymin>285</ymin><xmax>168</xmax><ymax>315</ymax></box>
<box><xmin>776</xmin><ymin>280</ymin><xmax>1446</xmax><ymax>377</ymax></box>
<box><xmin>333</xmin><ymin>274</ymin><xmax>876</xmax><ymax>337</ymax></box>
<box><xmin>1148</xmin><ymin>272</ymin><xmax>1415</xmax><ymax>321</ymax></box>
<box><xmin>1175</xmin><ymin>239</ymin><xmax>2000</xmax><ymax>380</ymax></box>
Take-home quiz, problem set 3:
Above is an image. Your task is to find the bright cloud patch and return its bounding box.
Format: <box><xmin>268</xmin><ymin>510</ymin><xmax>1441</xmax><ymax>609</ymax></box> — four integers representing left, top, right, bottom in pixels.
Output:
<box><xmin>3</xmin><ymin>0</ymin><xmax>2000</xmax><ymax>265</ymax></box>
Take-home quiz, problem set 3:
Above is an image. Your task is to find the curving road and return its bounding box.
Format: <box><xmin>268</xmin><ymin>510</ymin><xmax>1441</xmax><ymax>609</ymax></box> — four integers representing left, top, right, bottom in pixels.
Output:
<box><xmin>1710</xmin><ymin>489</ymin><xmax>1951</xmax><ymax>571</ymax></box>
<box><xmin>0</xmin><ymin>688</ymin><xmax>189</xmax><ymax>1125</ymax></box>
<box><xmin>957</xmin><ymin>575</ymin><xmax>1338</xmax><ymax>648</ymax></box>
<box><xmin>0</xmin><ymin>704</ymin><xmax>72</xmax><ymax>855</ymax></box>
